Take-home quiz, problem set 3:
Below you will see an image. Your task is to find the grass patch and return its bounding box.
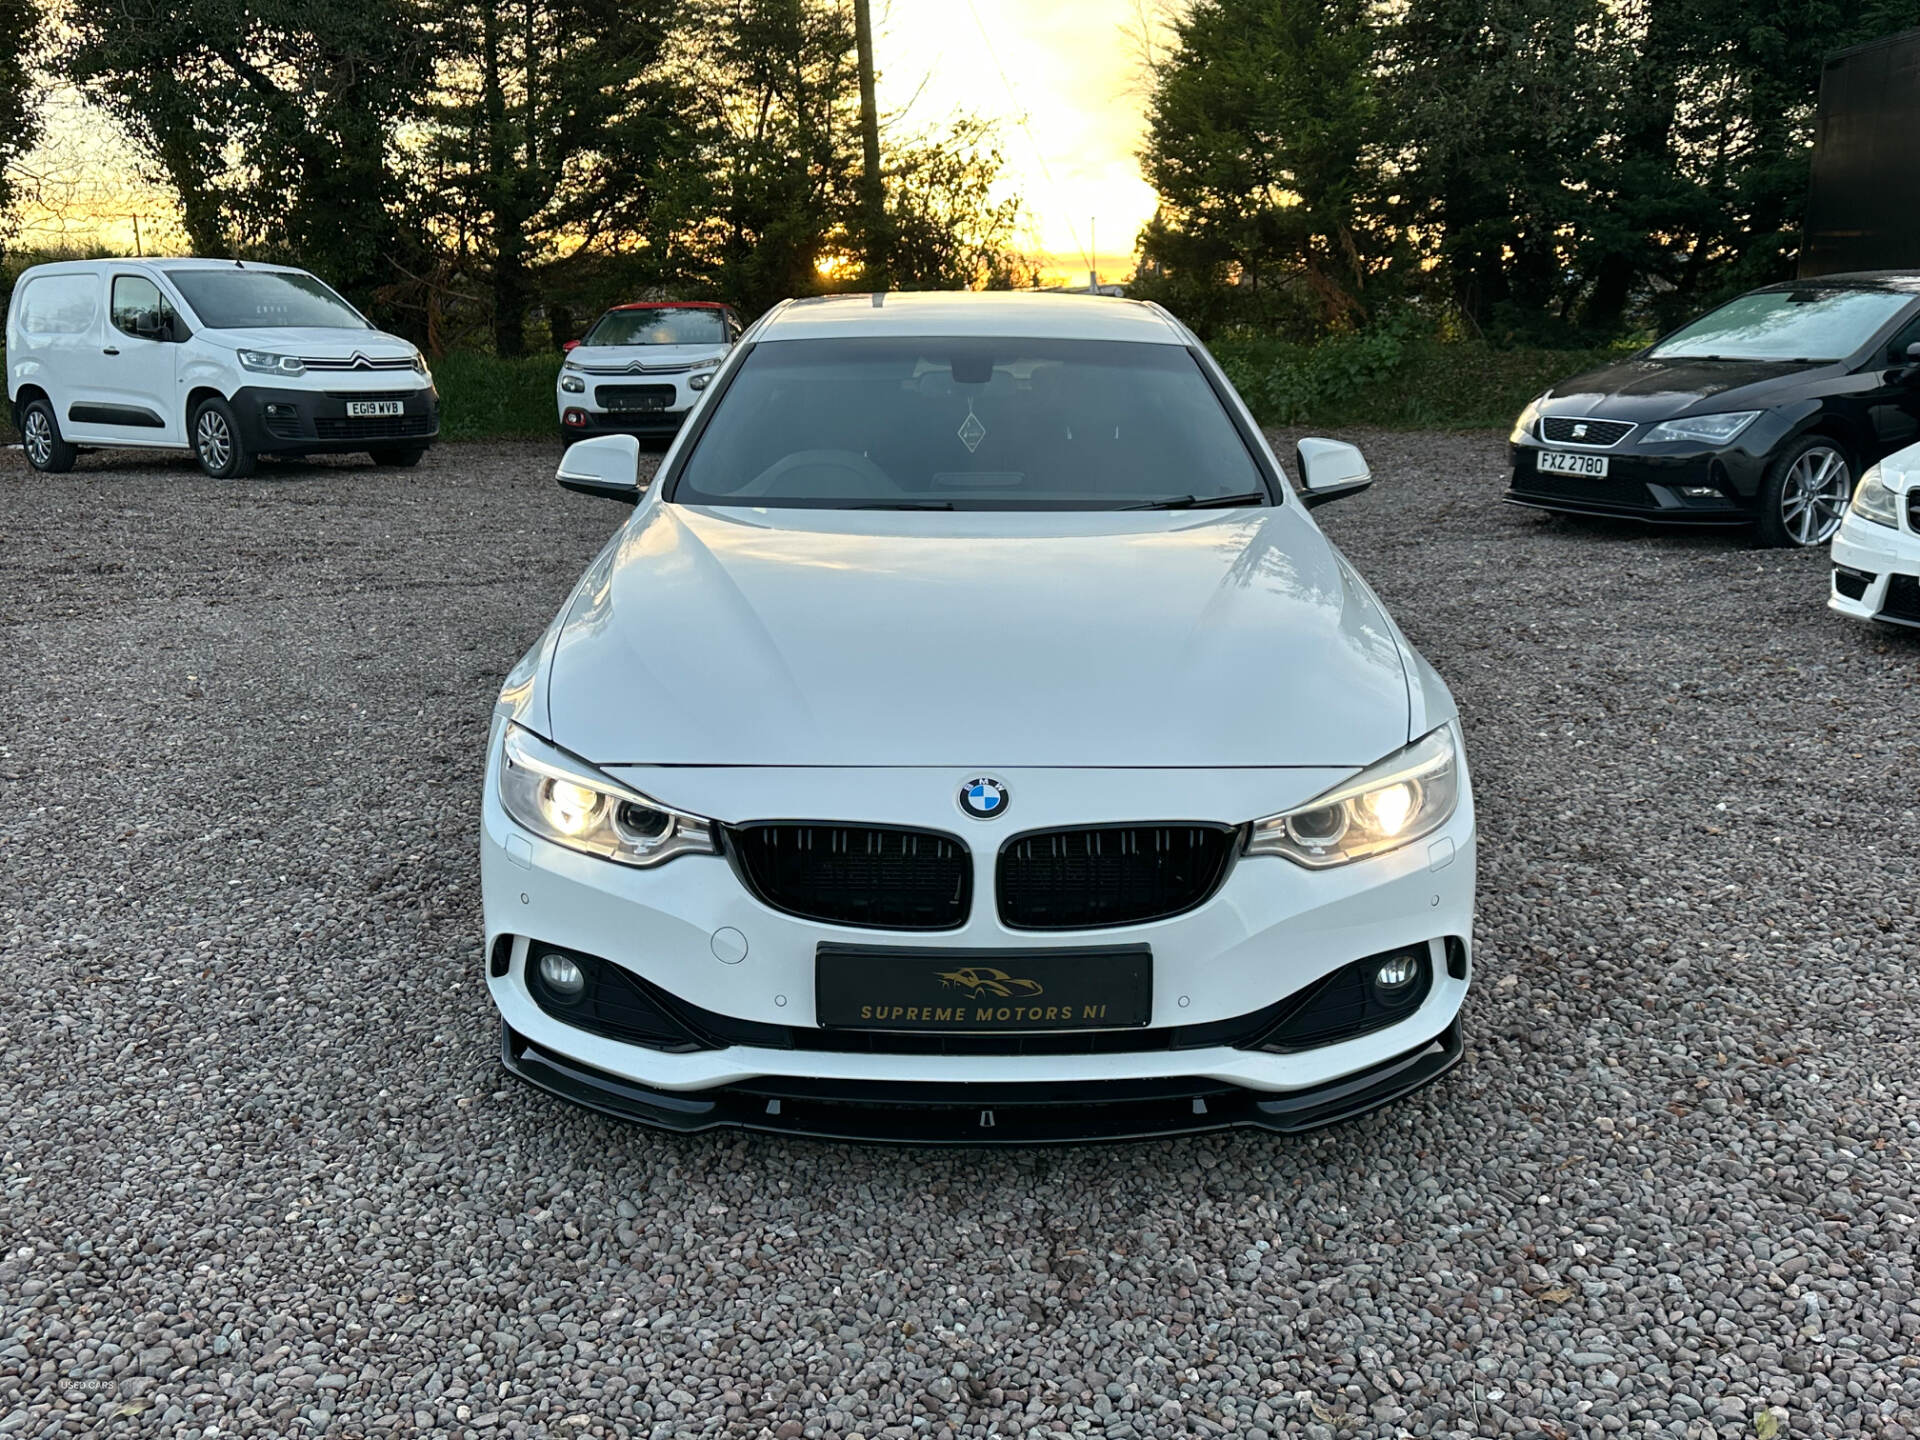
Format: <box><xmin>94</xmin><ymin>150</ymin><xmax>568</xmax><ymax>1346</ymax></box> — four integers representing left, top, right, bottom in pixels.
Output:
<box><xmin>431</xmin><ymin>350</ymin><xmax>564</xmax><ymax>441</ymax></box>
<box><xmin>1211</xmin><ymin>333</ymin><xmax>1628</xmax><ymax>430</ymax></box>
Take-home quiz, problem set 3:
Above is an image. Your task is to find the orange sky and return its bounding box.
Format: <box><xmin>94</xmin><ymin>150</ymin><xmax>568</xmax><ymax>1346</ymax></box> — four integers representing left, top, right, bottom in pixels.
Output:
<box><xmin>874</xmin><ymin>0</ymin><xmax>1161</xmax><ymax>284</ymax></box>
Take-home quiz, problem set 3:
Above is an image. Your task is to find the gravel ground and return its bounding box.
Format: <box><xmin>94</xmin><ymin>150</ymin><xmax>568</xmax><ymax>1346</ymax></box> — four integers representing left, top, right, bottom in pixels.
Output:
<box><xmin>2</xmin><ymin>434</ymin><xmax>1918</xmax><ymax>1440</ymax></box>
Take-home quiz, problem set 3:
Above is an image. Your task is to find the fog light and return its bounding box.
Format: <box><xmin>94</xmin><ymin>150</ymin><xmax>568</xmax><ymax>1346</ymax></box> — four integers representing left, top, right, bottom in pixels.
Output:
<box><xmin>265</xmin><ymin>402</ymin><xmax>298</xmax><ymax>420</ymax></box>
<box><xmin>537</xmin><ymin>951</ymin><xmax>586</xmax><ymax>1000</ymax></box>
<box><xmin>563</xmin><ymin>408</ymin><xmax>587</xmax><ymax>427</ymax></box>
<box><xmin>1680</xmin><ymin>486</ymin><xmax>1719</xmax><ymax>498</ymax></box>
<box><xmin>1374</xmin><ymin>953</ymin><xmax>1420</xmax><ymax>992</ymax></box>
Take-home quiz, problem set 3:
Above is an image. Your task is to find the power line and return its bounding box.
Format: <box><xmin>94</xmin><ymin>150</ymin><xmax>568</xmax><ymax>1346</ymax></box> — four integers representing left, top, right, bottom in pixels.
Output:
<box><xmin>963</xmin><ymin>0</ymin><xmax>1093</xmax><ymax>274</ymax></box>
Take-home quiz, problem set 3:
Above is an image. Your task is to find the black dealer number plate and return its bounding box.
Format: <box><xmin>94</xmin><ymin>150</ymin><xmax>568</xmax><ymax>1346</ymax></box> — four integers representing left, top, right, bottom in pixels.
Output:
<box><xmin>815</xmin><ymin>944</ymin><xmax>1152</xmax><ymax>1033</ymax></box>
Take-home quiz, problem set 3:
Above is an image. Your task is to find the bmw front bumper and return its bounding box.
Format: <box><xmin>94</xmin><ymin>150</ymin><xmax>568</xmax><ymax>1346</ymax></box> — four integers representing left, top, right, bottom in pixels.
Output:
<box><xmin>480</xmin><ymin>751</ymin><xmax>1478</xmax><ymax>1143</ymax></box>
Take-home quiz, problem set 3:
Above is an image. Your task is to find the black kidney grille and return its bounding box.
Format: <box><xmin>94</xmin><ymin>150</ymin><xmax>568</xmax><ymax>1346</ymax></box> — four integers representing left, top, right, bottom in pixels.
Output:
<box><xmin>728</xmin><ymin>824</ymin><xmax>971</xmax><ymax>930</ymax></box>
<box><xmin>997</xmin><ymin>825</ymin><xmax>1238</xmax><ymax>930</ymax></box>
<box><xmin>1540</xmin><ymin>416</ymin><xmax>1633</xmax><ymax>446</ymax></box>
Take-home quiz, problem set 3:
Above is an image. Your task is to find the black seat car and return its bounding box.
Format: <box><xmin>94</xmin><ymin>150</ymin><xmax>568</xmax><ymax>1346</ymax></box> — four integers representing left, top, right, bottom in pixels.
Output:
<box><xmin>1507</xmin><ymin>273</ymin><xmax>1920</xmax><ymax>546</ymax></box>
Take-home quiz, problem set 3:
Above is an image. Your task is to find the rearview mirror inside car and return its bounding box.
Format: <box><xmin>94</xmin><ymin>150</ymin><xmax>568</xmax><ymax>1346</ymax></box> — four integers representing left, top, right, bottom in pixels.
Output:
<box><xmin>1295</xmin><ymin>437</ymin><xmax>1373</xmax><ymax>510</ymax></box>
<box><xmin>557</xmin><ymin>434</ymin><xmax>644</xmax><ymax>505</ymax></box>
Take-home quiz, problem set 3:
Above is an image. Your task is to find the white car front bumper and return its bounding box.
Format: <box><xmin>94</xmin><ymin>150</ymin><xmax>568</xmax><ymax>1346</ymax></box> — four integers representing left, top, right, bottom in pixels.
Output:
<box><xmin>1831</xmin><ymin>506</ymin><xmax>1920</xmax><ymax>629</ymax></box>
<box><xmin>479</xmin><ymin>745</ymin><xmax>1478</xmax><ymax>1141</ymax></box>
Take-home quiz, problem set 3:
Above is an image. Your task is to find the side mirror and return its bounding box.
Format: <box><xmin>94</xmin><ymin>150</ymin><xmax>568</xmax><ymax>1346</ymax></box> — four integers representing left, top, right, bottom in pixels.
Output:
<box><xmin>557</xmin><ymin>434</ymin><xmax>643</xmax><ymax>505</ymax></box>
<box><xmin>1295</xmin><ymin>437</ymin><xmax>1373</xmax><ymax>510</ymax></box>
<box><xmin>1905</xmin><ymin>341</ymin><xmax>1920</xmax><ymax>363</ymax></box>
<box><xmin>562</xmin><ymin>338</ymin><xmax>581</xmax><ymax>353</ymax></box>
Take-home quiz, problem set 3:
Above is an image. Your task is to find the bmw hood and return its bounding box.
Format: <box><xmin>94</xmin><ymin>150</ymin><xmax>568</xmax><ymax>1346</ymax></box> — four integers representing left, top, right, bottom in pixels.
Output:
<box><xmin>540</xmin><ymin>505</ymin><xmax>1415</xmax><ymax>768</ymax></box>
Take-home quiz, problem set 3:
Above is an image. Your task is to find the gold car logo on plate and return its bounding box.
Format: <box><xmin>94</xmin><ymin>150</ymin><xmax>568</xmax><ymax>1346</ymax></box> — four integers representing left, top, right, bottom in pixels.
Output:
<box><xmin>935</xmin><ymin>966</ymin><xmax>1044</xmax><ymax>999</ymax></box>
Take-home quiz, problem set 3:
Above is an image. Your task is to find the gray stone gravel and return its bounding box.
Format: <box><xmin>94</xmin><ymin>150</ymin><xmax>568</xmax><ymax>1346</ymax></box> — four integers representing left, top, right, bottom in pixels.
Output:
<box><xmin>2</xmin><ymin>433</ymin><xmax>1917</xmax><ymax>1440</ymax></box>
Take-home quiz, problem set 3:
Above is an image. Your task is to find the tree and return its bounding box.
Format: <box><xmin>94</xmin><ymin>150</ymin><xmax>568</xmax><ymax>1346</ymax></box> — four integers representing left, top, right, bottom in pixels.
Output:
<box><xmin>415</xmin><ymin>0</ymin><xmax>688</xmax><ymax>355</ymax></box>
<box><xmin>1137</xmin><ymin>0</ymin><xmax>1381</xmax><ymax>337</ymax></box>
<box><xmin>61</xmin><ymin>0</ymin><xmax>434</xmax><ymax>307</ymax></box>
<box><xmin>1383</xmin><ymin>0</ymin><xmax>1611</xmax><ymax>339</ymax></box>
<box><xmin>0</xmin><ymin>0</ymin><xmax>42</xmax><ymax>249</ymax></box>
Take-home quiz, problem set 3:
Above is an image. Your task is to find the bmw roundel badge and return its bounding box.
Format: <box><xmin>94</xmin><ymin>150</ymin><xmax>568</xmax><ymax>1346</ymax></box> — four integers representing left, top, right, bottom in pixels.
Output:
<box><xmin>959</xmin><ymin>776</ymin><xmax>1009</xmax><ymax>820</ymax></box>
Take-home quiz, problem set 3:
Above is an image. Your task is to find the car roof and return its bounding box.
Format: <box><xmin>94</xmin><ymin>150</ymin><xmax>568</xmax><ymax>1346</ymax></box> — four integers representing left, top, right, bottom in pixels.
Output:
<box><xmin>608</xmin><ymin>300</ymin><xmax>735</xmax><ymax>312</ymax></box>
<box><xmin>755</xmin><ymin>291</ymin><xmax>1185</xmax><ymax>343</ymax></box>
<box><xmin>19</xmin><ymin>257</ymin><xmax>310</xmax><ymax>276</ymax></box>
<box><xmin>1758</xmin><ymin>271</ymin><xmax>1920</xmax><ymax>294</ymax></box>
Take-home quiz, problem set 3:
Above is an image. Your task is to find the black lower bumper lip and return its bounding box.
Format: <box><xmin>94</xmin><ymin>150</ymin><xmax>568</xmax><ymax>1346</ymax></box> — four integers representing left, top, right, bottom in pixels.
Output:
<box><xmin>498</xmin><ymin>1018</ymin><xmax>1465</xmax><ymax>1144</ymax></box>
<box><xmin>561</xmin><ymin>411</ymin><xmax>689</xmax><ymax>442</ymax></box>
<box><xmin>1502</xmin><ymin>490</ymin><xmax>1751</xmax><ymax>526</ymax></box>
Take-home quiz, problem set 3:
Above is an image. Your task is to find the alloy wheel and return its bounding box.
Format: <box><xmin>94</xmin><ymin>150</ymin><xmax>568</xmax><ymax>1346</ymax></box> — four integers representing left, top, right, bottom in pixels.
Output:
<box><xmin>1778</xmin><ymin>445</ymin><xmax>1851</xmax><ymax>546</ymax></box>
<box><xmin>196</xmin><ymin>410</ymin><xmax>232</xmax><ymax>473</ymax></box>
<box><xmin>23</xmin><ymin>408</ymin><xmax>52</xmax><ymax>468</ymax></box>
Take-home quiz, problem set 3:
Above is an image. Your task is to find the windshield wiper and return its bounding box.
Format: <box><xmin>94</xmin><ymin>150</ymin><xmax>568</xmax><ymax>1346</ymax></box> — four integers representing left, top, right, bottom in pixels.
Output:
<box><xmin>1120</xmin><ymin>491</ymin><xmax>1268</xmax><ymax>511</ymax></box>
<box><xmin>851</xmin><ymin>500</ymin><xmax>955</xmax><ymax>510</ymax></box>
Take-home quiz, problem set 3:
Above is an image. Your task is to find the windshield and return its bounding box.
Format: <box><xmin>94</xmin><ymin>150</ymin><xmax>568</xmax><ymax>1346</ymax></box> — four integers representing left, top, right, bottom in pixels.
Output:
<box><xmin>669</xmin><ymin>337</ymin><xmax>1270</xmax><ymax>510</ymax></box>
<box><xmin>1650</xmin><ymin>288</ymin><xmax>1912</xmax><ymax>362</ymax></box>
<box><xmin>164</xmin><ymin>269</ymin><xmax>370</xmax><ymax>330</ymax></box>
<box><xmin>584</xmin><ymin>307</ymin><xmax>729</xmax><ymax>346</ymax></box>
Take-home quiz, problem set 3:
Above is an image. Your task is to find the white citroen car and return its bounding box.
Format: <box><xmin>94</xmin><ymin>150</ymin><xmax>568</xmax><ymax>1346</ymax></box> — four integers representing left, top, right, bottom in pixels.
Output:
<box><xmin>484</xmin><ymin>292</ymin><xmax>1477</xmax><ymax>1142</ymax></box>
<box><xmin>1831</xmin><ymin>440</ymin><xmax>1920</xmax><ymax>630</ymax></box>
<box><xmin>557</xmin><ymin>301</ymin><xmax>741</xmax><ymax>445</ymax></box>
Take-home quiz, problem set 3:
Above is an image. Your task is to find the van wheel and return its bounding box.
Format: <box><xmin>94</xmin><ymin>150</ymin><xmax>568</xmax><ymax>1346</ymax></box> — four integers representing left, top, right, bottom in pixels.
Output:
<box><xmin>370</xmin><ymin>446</ymin><xmax>426</xmax><ymax>468</ymax></box>
<box><xmin>1756</xmin><ymin>436</ymin><xmax>1851</xmax><ymax>548</ymax></box>
<box><xmin>19</xmin><ymin>398</ymin><xmax>77</xmax><ymax>473</ymax></box>
<box><xmin>192</xmin><ymin>397</ymin><xmax>255</xmax><ymax>478</ymax></box>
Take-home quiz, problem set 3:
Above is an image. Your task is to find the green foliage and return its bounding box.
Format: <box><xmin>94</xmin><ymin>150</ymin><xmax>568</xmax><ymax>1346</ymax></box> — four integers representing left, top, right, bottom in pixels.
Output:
<box><xmin>0</xmin><ymin>0</ymin><xmax>40</xmax><ymax>250</ymax></box>
<box><xmin>1210</xmin><ymin>321</ymin><xmax>1626</xmax><ymax>430</ymax></box>
<box><xmin>429</xmin><ymin>350</ymin><xmax>564</xmax><ymax>440</ymax></box>
<box><xmin>1139</xmin><ymin>0</ymin><xmax>1920</xmax><ymax>342</ymax></box>
<box><xmin>60</xmin><ymin>0</ymin><xmax>435</xmax><ymax>313</ymax></box>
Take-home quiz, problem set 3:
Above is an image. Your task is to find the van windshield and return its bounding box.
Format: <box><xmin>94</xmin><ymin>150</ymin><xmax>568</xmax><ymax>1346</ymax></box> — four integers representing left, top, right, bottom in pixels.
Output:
<box><xmin>164</xmin><ymin>269</ymin><xmax>371</xmax><ymax>330</ymax></box>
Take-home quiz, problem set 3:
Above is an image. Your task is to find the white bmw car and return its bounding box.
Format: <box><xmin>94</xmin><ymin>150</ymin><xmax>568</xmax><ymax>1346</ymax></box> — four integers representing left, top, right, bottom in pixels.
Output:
<box><xmin>1831</xmin><ymin>440</ymin><xmax>1920</xmax><ymax>630</ymax></box>
<box><xmin>483</xmin><ymin>292</ymin><xmax>1477</xmax><ymax>1142</ymax></box>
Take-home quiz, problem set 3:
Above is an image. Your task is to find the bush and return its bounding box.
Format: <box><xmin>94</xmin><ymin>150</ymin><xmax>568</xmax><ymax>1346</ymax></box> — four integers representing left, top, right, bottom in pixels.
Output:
<box><xmin>1211</xmin><ymin>324</ymin><xmax>1627</xmax><ymax>430</ymax></box>
<box><xmin>430</xmin><ymin>349</ymin><xmax>564</xmax><ymax>440</ymax></box>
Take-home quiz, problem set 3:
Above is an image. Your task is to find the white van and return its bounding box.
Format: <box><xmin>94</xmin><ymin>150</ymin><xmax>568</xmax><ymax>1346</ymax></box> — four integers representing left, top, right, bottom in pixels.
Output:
<box><xmin>6</xmin><ymin>258</ymin><xmax>439</xmax><ymax>477</ymax></box>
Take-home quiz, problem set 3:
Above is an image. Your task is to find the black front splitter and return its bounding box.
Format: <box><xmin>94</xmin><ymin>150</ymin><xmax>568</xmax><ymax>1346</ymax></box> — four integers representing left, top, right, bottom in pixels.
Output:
<box><xmin>498</xmin><ymin>1018</ymin><xmax>1464</xmax><ymax>1145</ymax></box>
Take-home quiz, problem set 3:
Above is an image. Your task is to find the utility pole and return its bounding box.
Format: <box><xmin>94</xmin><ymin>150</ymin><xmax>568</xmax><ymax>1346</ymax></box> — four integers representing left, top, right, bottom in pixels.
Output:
<box><xmin>1089</xmin><ymin>217</ymin><xmax>1096</xmax><ymax>291</ymax></box>
<box><xmin>854</xmin><ymin>0</ymin><xmax>886</xmax><ymax>288</ymax></box>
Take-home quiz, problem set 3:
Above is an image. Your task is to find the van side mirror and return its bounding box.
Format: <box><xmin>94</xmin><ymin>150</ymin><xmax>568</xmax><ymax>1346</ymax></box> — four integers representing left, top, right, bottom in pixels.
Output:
<box><xmin>1295</xmin><ymin>437</ymin><xmax>1373</xmax><ymax>509</ymax></box>
<box><xmin>557</xmin><ymin>434</ymin><xmax>643</xmax><ymax>505</ymax></box>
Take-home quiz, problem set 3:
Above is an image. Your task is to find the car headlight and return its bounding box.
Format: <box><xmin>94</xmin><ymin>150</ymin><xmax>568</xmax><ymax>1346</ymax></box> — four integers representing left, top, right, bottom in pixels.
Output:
<box><xmin>689</xmin><ymin>373</ymin><xmax>712</xmax><ymax>391</ymax></box>
<box><xmin>1246</xmin><ymin>725</ymin><xmax>1461</xmax><ymax>869</ymax></box>
<box><xmin>560</xmin><ymin>374</ymin><xmax>585</xmax><ymax>393</ymax></box>
<box><xmin>1644</xmin><ymin>411</ymin><xmax>1760</xmax><ymax>445</ymax></box>
<box><xmin>237</xmin><ymin>349</ymin><xmax>306</xmax><ymax>377</ymax></box>
<box><xmin>496</xmin><ymin>723</ymin><xmax>717</xmax><ymax>868</ymax></box>
<box><xmin>1848</xmin><ymin>463</ymin><xmax>1901</xmax><ymax>528</ymax></box>
<box><xmin>1509</xmin><ymin>390</ymin><xmax>1550</xmax><ymax>444</ymax></box>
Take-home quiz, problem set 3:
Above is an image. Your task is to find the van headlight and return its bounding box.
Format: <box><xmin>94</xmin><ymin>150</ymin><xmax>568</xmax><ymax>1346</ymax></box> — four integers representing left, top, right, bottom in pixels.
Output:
<box><xmin>496</xmin><ymin>723</ymin><xmax>717</xmax><ymax>867</ymax></box>
<box><xmin>1848</xmin><ymin>463</ymin><xmax>1901</xmax><ymax>528</ymax></box>
<box><xmin>1246</xmin><ymin>725</ymin><xmax>1461</xmax><ymax>868</ymax></box>
<box><xmin>237</xmin><ymin>349</ymin><xmax>306</xmax><ymax>377</ymax></box>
